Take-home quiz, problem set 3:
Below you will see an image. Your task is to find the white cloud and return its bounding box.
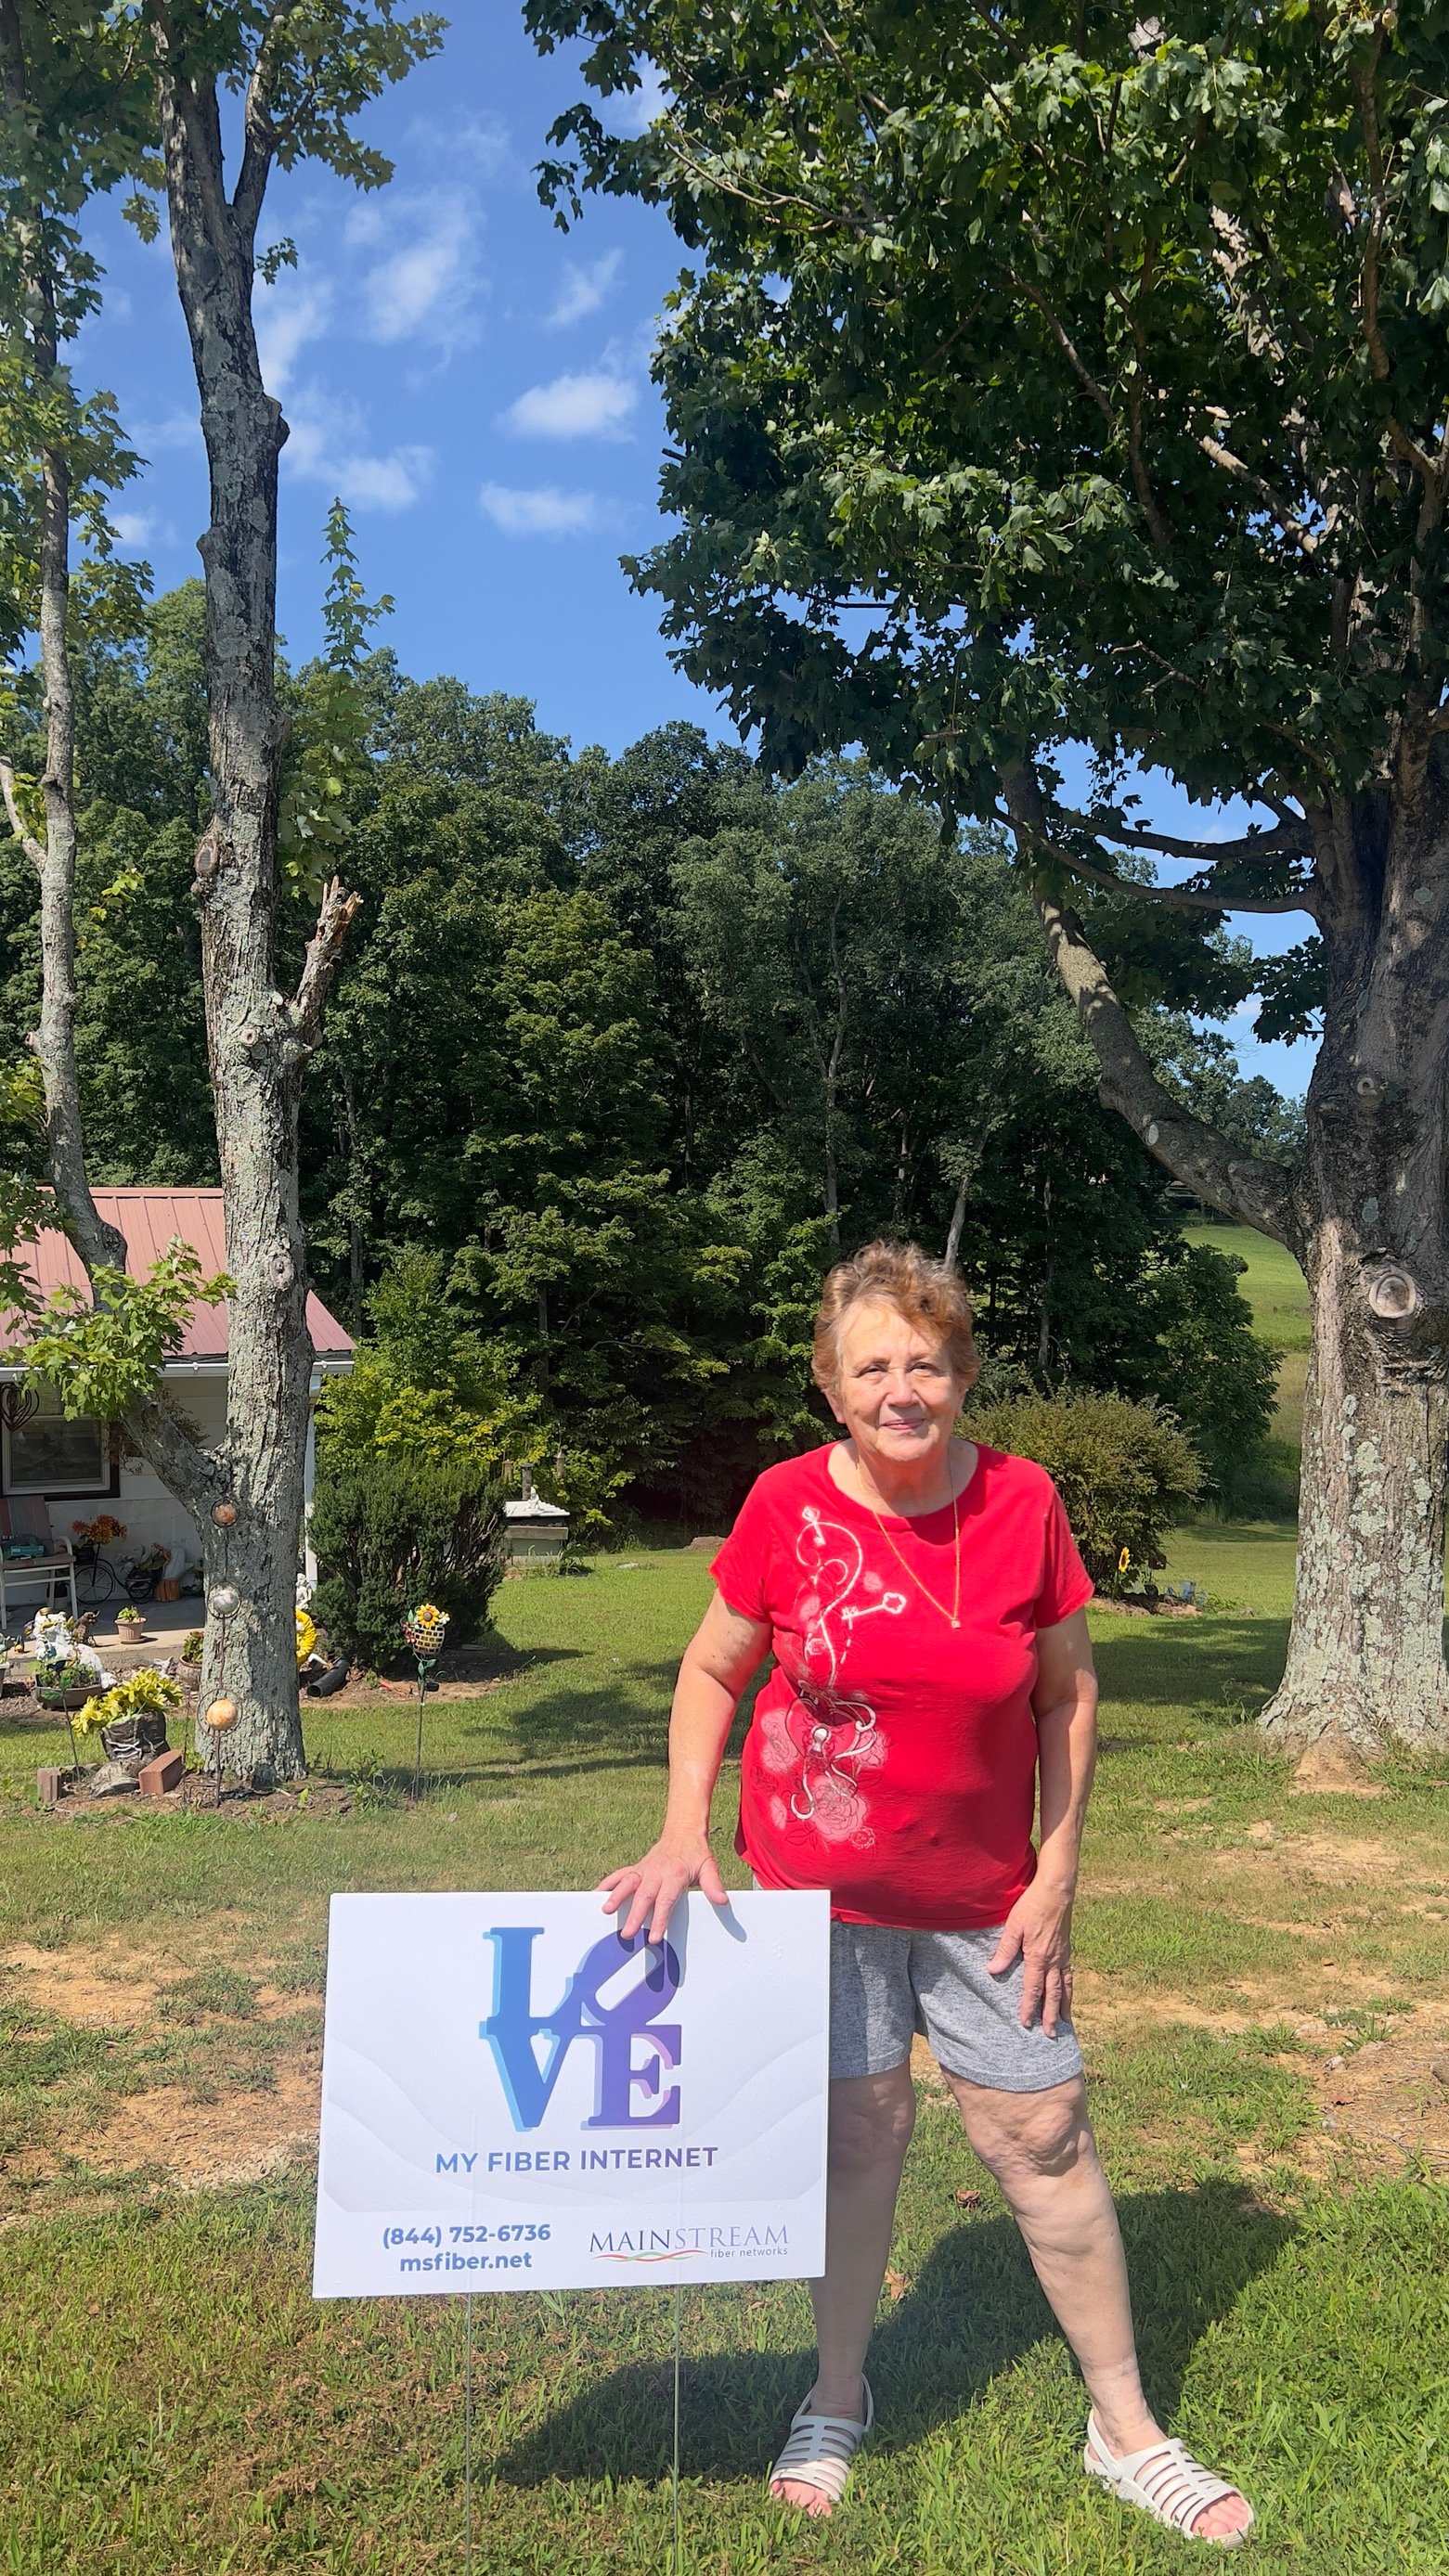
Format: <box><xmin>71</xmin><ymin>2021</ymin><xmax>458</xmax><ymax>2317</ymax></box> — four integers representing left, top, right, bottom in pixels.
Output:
<box><xmin>406</xmin><ymin>109</ymin><xmax>512</xmax><ymax>183</ymax></box>
<box><xmin>604</xmin><ymin>62</ymin><xmax>670</xmax><ymax>136</ymax></box>
<box><xmin>283</xmin><ymin>390</ymin><xmax>433</xmax><ymax>512</ymax></box>
<box><xmin>481</xmin><ymin>483</ymin><xmax>602</xmax><ymax>538</ymax></box>
<box><xmin>256</xmin><ymin>277</ymin><xmax>334</xmax><ymax>395</ymax></box>
<box><xmin>546</xmin><ymin>250</ymin><xmax>623</xmax><ymax>329</ymax></box>
<box><xmin>501</xmin><ymin>368</ymin><xmax>637</xmax><ymax>439</ymax></box>
<box><xmin>347</xmin><ymin>189</ymin><xmax>484</xmax><ymax>352</ymax></box>
<box><xmin>133</xmin><ymin>411</ymin><xmax>201</xmax><ymax>454</ymax></box>
<box><xmin>255</xmin><ymin>192</ymin><xmax>485</xmax><ymax>393</ymax></box>
<box><xmin>110</xmin><ymin>509</ymin><xmax>154</xmax><ymax>547</ymax></box>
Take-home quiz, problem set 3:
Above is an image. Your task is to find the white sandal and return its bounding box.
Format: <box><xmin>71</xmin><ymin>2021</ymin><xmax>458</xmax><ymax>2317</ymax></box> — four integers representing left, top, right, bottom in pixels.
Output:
<box><xmin>1084</xmin><ymin>2413</ymin><xmax>1255</xmax><ymax>2545</ymax></box>
<box><xmin>769</xmin><ymin>2376</ymin><xmax>874</xmax><ymax>2511</ymax></box>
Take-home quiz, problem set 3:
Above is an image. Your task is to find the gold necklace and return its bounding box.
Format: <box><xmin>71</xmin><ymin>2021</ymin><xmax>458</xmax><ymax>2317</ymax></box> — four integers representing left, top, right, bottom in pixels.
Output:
<box><xmin>857</xmin><ymin>1457</ymin><xmax>963</xmax><ymax>1629</ymax></box>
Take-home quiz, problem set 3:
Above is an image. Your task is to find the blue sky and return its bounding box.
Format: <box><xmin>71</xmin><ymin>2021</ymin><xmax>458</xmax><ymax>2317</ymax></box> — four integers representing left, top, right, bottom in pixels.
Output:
<box><xmin>74</xmin><ymin>6</ymin><xmax>1315</xmax><ymax>1095</ymax></box>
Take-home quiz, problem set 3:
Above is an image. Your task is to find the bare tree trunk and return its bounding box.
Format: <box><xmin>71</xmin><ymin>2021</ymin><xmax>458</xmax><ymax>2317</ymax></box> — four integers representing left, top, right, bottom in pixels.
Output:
<box><xmin>0</xmin><ymin>9</ymin><xmax>216</xmax><ymax>1526</ymax></box>
<box><xmin>1260</xmin><ymin>770</ymin><xmax>1449</xmax><ymax>1753</ymax></box>
<box><xmin>153</xmin><ymin>45</ymin><xmax>358</xmax><ymax>1780</ymax></box>
<box><xmin>943</xmin><ymin>1166</ymin><xmax>969</xmax><ymax>1270</ymax></box>
<box><xmin>1261</xmin><ymin>1215</ymin><xmax>1449</xmax><ymax>1753</ymax></box>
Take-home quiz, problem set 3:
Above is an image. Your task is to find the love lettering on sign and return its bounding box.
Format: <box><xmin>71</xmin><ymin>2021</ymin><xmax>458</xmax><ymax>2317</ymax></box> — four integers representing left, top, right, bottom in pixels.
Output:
<box><xmin>312</xmin><ymin>1889</ymin><xmax>829</xmax><ymax>2298</ymax></box>
<box><xmin>481</xmin><ymin>1924</ymin><xmax>682</xmax><ymax>2131</ymax></box>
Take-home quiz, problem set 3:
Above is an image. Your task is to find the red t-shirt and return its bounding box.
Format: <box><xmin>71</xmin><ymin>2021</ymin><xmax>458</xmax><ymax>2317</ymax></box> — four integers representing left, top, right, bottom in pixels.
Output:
<box><xmin>711</xmin><ymin>1442</ymin><xmax>1093</xmax><ymax>1932</ymax></box>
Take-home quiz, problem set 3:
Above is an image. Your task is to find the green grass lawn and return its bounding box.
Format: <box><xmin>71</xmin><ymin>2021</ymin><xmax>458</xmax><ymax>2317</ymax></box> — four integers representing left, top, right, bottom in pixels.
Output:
<box><xmin>1184</xmin><ymin>1224</ymin><xmax>1312</xmax><ymax>1353</ymax></box>
<box><xmin>4</xmin><ymin>1544</ymin><xmax>1449</xmax><ymax>2574</ymax></box>
<box><xmin>1185</xmin><ymin>1221</ymin><xmax>1312</xmax><ymax>1449</ymax></box>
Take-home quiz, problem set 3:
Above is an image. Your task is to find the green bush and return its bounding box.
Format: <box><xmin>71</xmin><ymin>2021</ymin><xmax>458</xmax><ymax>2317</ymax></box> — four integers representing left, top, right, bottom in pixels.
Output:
<box><xmin>309</xmin><ymin>1449</ymin><xmax>508</xmax><ymax>1669</ymax></box>
<box><xmin>967</xmin><ymin>1388</ymin><xmax>1202</xmax><ymax>1594</ymax></box>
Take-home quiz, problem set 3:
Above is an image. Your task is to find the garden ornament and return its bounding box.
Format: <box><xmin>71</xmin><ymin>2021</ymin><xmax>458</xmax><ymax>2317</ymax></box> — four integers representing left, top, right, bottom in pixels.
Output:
<box><xmin>403</xmin><ymin>1604</ymin><xmax>449</xmax><ymax>1801</ymax></box>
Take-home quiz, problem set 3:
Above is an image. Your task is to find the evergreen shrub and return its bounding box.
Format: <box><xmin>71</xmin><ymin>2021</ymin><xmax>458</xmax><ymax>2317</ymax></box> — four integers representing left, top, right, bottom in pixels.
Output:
<box><xmin>968</xmin><ymin>1389</ymin><xmax>1202</xmax><ymax>1593</ymax></box>
<box><xmin>310</xmin><ymin>1451</ymin><xmax>507</xmax><ymax>1669</ymax></box>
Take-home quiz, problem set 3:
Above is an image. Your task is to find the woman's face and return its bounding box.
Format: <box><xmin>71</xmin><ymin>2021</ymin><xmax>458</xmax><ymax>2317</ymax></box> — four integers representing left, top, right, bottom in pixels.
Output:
<box><xmin>827</xmin><ymin>1298</ymin><xmax>964</xmax><ymax>1471</ymax></box>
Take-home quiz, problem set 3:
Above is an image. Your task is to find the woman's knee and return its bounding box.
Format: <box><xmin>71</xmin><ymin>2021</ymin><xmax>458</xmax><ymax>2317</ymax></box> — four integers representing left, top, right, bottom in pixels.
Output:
<box><xmin>827</xmin><ymin>2065</ymin><xmax>917</xmax><ymax>2177</ymax></box>
<box><xmin>956</xmin><ymin>2077</ymin><xmax>1092</xmax><ymax>2185</ymax></box>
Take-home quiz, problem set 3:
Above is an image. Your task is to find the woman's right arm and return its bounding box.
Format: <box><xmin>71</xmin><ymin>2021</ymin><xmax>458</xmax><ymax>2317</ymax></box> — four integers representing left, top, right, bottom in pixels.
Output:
<box><xmin>600</xmin><ymin>1588</ymin><xmax>771</xmax><ymax>1944</ymax></box>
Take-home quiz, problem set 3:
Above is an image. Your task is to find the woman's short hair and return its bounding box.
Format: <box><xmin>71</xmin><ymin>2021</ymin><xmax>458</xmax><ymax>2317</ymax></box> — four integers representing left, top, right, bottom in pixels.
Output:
<box><xmin>811</xmin><ymin>1240</ymin><xmax>979</xmax><ymax>1398</ymax></box>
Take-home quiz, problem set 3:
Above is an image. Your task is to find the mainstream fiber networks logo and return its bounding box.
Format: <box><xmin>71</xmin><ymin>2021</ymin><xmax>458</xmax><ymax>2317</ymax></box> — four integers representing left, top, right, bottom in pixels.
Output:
<box><xmin>481</xmin><ymin>1926</ymin><xmax>681</xmax><ymax>2131</ymax></box>
<box><xmin>590</xmin><ymin>2223</ymin><xmax>790</xmax><ymax>2266</ymax></box>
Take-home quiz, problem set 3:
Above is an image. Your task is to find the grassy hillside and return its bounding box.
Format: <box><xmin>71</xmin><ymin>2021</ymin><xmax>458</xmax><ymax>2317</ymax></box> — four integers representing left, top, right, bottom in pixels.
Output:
<box><xmin>1185</xmin><ymin>1222</ymin><xmax>1311</xmax><ymax>1449</ymax></box>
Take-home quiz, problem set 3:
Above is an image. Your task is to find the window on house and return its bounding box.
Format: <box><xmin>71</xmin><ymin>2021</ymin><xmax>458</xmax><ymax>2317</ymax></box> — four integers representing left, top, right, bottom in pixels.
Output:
<box><xmin>2</xmin><ymin>1387</ymin><xmax>109</xmax><ymax>1495</ymax></box>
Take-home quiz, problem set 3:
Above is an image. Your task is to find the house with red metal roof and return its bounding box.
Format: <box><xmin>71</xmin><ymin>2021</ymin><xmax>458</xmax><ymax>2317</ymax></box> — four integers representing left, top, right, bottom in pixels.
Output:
<box><xmin>1</xmin><ymin>1189</ymin><xmax>353</xmax><ymax>1591</ymax></box>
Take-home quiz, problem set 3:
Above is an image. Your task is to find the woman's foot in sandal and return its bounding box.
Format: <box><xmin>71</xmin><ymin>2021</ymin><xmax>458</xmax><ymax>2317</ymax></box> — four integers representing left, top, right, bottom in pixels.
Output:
<box><xmin>1084</xmin><ymin>2412</ymin><xmax>1254</xmax><ymax>2544</ymax></box>
<box><xmin>769</xmin><ymin>2376</ymin><xmax>873</xmax><ymax>2518</ymax></box>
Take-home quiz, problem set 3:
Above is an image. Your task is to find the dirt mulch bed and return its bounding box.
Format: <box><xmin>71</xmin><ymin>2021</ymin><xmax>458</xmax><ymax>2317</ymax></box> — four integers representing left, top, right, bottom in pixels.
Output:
<box><xmin>41</xmin><ymin>1778</ymin><xmax>354</xmax><ymax>1823</ymax></box>
<box><xmin>1303</xmin><ymin>2016</ymin><xmax>1449</xmax><ymax>2176</ymax></box>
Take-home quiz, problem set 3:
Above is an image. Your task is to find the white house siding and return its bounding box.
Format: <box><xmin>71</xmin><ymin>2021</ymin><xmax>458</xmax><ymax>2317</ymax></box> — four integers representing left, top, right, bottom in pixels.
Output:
<box><xmin>106</xmin><ymin>1371</ymin><xmax>231</xmax><ymax>1577</ymax></box>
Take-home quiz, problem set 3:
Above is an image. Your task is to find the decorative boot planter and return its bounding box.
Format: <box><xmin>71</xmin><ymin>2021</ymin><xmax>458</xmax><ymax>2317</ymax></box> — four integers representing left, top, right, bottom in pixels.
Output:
<box><xmin>100</xmin><ymin>1713</ymin><xmax>169</xmax><ymax>1765</ymax></box>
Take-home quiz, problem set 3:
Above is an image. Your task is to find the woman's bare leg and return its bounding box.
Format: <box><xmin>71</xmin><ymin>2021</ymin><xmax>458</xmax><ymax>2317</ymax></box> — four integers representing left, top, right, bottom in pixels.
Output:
<box><xmin>771</xmin><ymin>2061</ymin><xmax>915</xmax><ymax>2518</ymax></box>
<box><xmin>947</xmin><ymin>2073</ymin><xmax>1251</xmax><ymax>2543</ymax></box>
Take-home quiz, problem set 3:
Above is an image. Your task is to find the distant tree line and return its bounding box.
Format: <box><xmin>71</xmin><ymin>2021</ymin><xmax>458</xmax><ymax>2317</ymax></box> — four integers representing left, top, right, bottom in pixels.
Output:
<box><xmin>0</xmin><ymin>582</ymin><xmax>1287</xmax><ymax>1527</ymax></box>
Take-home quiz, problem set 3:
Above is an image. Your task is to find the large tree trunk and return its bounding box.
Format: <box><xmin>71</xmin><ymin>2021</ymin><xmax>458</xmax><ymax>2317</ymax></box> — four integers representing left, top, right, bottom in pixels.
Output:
<box><xmin>0</xmin><ymin>11</ymin><xmax>226</xmax><ymax>1554</ymax></box>
<box><xmin>1260</xmin><ymin>770</ymin><xmax>1449</xmax><ymax>1754</ymax></box>
<box><xmin>156</xmin><ymin>56</ymin><xmax>317</xmax><ymax>1781</ymax></box>
<box><xmin>1261</xmin><ymin>1215</ymin><xmax>1449</xmax><ymax>1753</ymax></box>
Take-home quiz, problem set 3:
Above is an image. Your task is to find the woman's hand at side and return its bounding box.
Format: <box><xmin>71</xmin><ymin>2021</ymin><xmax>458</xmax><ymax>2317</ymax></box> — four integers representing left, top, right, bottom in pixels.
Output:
<box><xmin>987</xmin><ymin>1877</ymin><xmax>1076</xmax><ymax>2036</ymax></box>
<box><xmin>990</xmin><ymin>1606</ymin><xmax>1098</xmax><ymax>2035</ymax></box>
<box><xmin>602</xmin><ymin>1835</ymin><xmax>729</xmax><ymax>1946</ymax></box>
<box><xmin>598</xmin><ymin>1589</ymin><xmax>770</xmax><ymax>1948</ymax></box>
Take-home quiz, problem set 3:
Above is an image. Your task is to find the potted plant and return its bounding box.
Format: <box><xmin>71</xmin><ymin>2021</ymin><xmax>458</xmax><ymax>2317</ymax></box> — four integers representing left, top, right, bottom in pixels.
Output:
<box><xmin>71</xmin><ymin>1513</ymin><xmax>126</xmax><ymax>1584</ymax></box>
<box><xmin>34</xmin><ymin>1655</ymin><xmax>99</xmax><ymax>1713</ymax></box>
<box><xmin>75</xmin><ymin>1668</ymin><xmax>183</xmax><ymax>1765</ymax></box>
<box><xmin>116</xmin><ymin>1604</ymin><xmax>148</xmax><ymax>1642</ymax></box>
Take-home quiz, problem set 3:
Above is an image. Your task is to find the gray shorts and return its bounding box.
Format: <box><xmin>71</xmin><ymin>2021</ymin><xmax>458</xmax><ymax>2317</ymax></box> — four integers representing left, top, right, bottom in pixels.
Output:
<box><xmin>829</xmin><ymin>1919</ymin><xmax>1084</xmax><ymax>2093</ymax></box>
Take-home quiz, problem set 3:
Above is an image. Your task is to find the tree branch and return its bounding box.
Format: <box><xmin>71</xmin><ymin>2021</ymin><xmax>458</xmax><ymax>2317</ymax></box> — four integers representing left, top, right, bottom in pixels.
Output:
<box><xmin>291</xmin><ymin>877</ymin><xmax>363</xmax><ymax>1051</ymax></box>
<box><xmin>1106</xmin><ymin>246</ymin><xmax>1174</xmax><ymax>551</ymax></box>
<box><xmin>126</xmin><ymin>1384</ymin><xmax>223</xmax><ymax>1517</ymax></box>
<box><xmin>146</xmin><ymin>7</ymin><xmax>234</xmax><ymax>255</ymax></box>
<box><xmin>1008</xmin><ymin>264</ymin><xmax>1114</xmax><ymax>425</ymax></box>
<box><xmin>1196</xmin><ymin>431</ymin><xmax>1321</xmax><ymax>554</ymax></box>
<box><xmin>1036</xmin><ymin>841</ymin><xmax>1316</xmax><ymax>917</ymax></box>
<box><xmin>1048</xmin><ymin>805</ymin><xmax>1313</xmax><ymax>866</ymax></box>
<box><xmin>1352</xmin><ymin>41</ymin><xmax>1441</xmax><ymax>488</ymax></box>
<box><xmin>0</xmin><ymin>757</ymin><xmax>43</xmax><ymax>870</ymax></box>
<box><xmin>1003</xmin><ymin>766</ymin><xmax>1302</xmax><ymax>1247</ymax></box>
<box><xmin>234</xmin><ymin>1</ymin><xmax>304</xmax><ymax>241</ymax></box>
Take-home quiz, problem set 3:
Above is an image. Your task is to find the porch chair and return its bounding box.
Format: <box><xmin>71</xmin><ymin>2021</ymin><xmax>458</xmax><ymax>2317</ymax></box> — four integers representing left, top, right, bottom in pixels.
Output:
<box><xmin>0</xmin><ymin>1498</ymin><xmax>79</xmax><ymax>1634</ymax></box>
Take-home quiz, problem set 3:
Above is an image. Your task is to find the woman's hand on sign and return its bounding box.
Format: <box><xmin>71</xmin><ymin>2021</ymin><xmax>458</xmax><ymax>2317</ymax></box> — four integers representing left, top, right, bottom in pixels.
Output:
<box><xmin>987</xmin><ymin>1878</ymin><xmax>1075</xmax><ymax>2036</ymax></box>
<box><xmin>600</xmin><ymin>1835</ymin><xmax>730</xmax><ymax>1945</ymax></box>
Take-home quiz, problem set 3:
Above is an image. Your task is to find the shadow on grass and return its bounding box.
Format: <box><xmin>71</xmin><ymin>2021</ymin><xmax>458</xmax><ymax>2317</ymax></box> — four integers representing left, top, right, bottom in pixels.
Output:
<box><xmin>1092</xmin><ymin>1619</ymin><xmax>1289</xmax><ymax>1711</ymax></box>
<box><xmin>472</xmin><ymin>1657</ymin><xmax>682</xmax><ymax>1779</ymax></box>
<box><xmin>494</xmin><ymin>2180</ymin><xmax>1289</xmax><ymax>2485</ymax></box>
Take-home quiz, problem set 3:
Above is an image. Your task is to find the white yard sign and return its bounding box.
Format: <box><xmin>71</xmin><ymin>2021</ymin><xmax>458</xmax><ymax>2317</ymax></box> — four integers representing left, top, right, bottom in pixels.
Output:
<box><xmin>313</xmin><ymin>1889</ymin><xmax>830</xmax><ymax>2298</ymax></box>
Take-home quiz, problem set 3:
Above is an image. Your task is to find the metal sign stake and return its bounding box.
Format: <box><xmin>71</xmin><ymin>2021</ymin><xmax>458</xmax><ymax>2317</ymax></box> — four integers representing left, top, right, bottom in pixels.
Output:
<box><xmin>670</xmin><ymin>2284</ymin><xmax>683</xmax><ymax>2576</ymax></box>
<box><xmin>464</xmin><ymin>2291</ymin><xmax>474</xmax><ymax>2575</ymax></box>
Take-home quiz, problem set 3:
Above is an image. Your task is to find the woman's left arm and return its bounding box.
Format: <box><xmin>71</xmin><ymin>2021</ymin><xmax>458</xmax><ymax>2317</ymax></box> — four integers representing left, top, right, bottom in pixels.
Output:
<box><xmin>987</xmin><ymin>1607</ymin><xmax>1098</xmax><ymax>2036</ymax></box>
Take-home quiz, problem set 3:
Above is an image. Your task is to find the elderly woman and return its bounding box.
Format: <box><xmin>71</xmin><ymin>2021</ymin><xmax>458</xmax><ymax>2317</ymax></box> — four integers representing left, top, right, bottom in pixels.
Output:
<box><xmin>603</xmin><ymin>1241</ymin><xmax>1252</xmax><ymax>2544</ymax></box>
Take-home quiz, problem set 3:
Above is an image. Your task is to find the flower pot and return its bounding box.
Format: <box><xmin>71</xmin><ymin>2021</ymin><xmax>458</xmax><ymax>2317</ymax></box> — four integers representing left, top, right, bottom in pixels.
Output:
<box><xmin>116</xmin><ymin>1619</ymin><xmax>148</xmax><ymax>1642</ymax></box>
<box><xmin>154</xmin><ymin>1578</ymin><xmax>181</xmax><ymax>1603</ymax></box>
<box><xmin>100</xmin><ymin>1714</ymin><xmax>169</xmax><ymax>1762</ymax></box>
<box><xmin>37</xmin><ymin>1685</ymin><xmax>93</xmax><ymax>1712</ymax></box>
